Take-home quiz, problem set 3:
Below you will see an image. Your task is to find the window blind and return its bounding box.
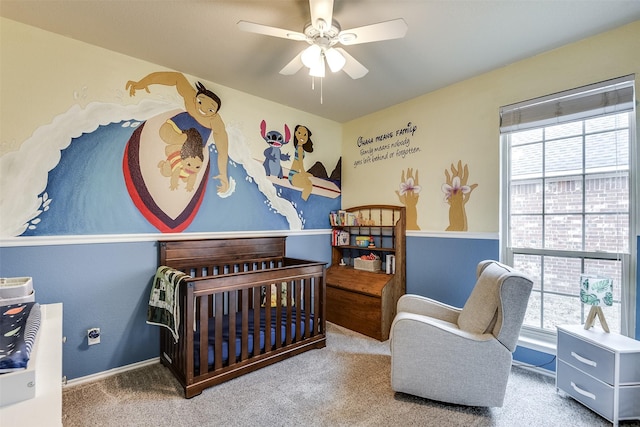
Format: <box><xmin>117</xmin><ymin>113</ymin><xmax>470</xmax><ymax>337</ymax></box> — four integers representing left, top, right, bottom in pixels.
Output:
<box><xmin>500</xmin><ymin>74</ymin><xmax>635</xmax><ymax>133</ymax></box>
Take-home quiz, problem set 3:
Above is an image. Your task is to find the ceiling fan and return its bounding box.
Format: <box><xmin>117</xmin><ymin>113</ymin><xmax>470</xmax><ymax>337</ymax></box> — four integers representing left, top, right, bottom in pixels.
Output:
<box><xmin>237</xmin><ymin>0</ymin><xmax>408</xmax><ymax>79</ymax></box>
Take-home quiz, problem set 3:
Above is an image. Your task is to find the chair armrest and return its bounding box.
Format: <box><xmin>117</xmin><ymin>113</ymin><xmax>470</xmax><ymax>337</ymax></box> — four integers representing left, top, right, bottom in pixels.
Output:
<box><xmin>396</xmin><ymin>294</ymin><xmax>461</xmax><ymax>324</ymax></box>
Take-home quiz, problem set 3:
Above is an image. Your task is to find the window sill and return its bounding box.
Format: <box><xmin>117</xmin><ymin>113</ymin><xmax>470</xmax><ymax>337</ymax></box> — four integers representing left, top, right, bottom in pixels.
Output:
<box><xmin>517</xmin><ymin>329</ymin><xmax>557</xmax><ymax>355</ymax></box>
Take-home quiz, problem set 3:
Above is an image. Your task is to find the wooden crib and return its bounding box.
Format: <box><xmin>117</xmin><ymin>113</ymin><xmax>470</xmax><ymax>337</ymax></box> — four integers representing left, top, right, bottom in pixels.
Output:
<box><xmin>158</xmin><ymin>236</ymin><xmax>327</xmax><ymax>398</ymax></box>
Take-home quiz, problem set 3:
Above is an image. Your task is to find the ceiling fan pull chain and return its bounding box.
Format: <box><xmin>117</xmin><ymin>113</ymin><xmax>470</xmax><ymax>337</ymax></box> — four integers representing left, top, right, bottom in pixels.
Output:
<box><xmin>320</xmin><ymin>77</ymin><xmax>323</xmax><ymax>104</ymax></box>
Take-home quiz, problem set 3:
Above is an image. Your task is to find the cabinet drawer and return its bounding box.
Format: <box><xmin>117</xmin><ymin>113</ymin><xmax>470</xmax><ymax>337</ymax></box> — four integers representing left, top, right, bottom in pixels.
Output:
<box><xmin>558</xmin><ymin>330</ymin><xmax>614</xmax><ymax>384</ymax></box>
<box><xmin>557</xmin><ymin>360</ymin><xmax>613</xmax><ymax>421</ymax></box>
<box><xmin>619</xmin><ymin>384</ymin><xmax>640</xmax><ymax>419</ymax></box>
<box><xmin>619</xmin><ymin>352</ymin><xmax>640</xmax><ymax>384</ymax></box>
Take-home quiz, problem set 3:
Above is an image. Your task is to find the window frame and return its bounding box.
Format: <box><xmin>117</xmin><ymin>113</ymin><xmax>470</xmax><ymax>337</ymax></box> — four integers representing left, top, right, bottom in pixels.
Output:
<box><xmin>499</xmin><ymin>79</ymin><xmax>637</xmax><ymax>345</ymax></box>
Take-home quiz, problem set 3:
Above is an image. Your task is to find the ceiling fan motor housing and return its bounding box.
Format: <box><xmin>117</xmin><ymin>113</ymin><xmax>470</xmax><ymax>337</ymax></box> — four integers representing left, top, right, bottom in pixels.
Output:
<box><xmin>303</xmin><ymin>21</ymin><xmax>341</xmax><ymax>47</ymax></box>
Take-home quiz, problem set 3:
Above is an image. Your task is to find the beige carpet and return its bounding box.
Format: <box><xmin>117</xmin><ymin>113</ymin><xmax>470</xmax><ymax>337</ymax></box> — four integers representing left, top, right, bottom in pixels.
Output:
<box><xmin>63</xmin><ymin>323</ymin><xmax>640</xmax><ymax>426</ymax></box>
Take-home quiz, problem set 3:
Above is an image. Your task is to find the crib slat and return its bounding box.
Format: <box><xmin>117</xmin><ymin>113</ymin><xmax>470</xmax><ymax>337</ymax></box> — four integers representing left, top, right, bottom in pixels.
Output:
<box><xmin>285</xmin><ymin>282</ymin><xmax>293</xmax><ymax>346</ymax></box>
<box><xmin>228</xmin><ymin>291</ymin><xmax>237</xmax><ymax>366</ymax></box>
<box><xmin>241</xmin><ymin>290</ymin><xmax>250</xmax><ymax>361</ymax></box>
<box><xmin>295</xmin><ymin>279</ymin><xmax>302</xmax><ymax>341</ymax></box>
<box><xmin>199</xmin><ymin>295</ymin><xmax>208</xmax><ymax>376</ymax></box>
<box><xmin>214</xmin><ymin>294</ymin><xmax>223</xmax><ymax>370</ymax></box>
<box><xmin>185</xmin><ymin>283</ymin><xmax>195</xmax><ymax>382</ymax></box>
<box><xmin>314</xmin><ymin>275</ymin><xmax>321</xmax><ymax>336</ymax></box>
<box><xmin>305</xmin><ymin>278</ymin><xmax>312</xmax><ymax>337</ymax></box>
<box><xmin>264</xmin><ymin>286</ymin><xmax>272</xmax><ymax>351</ymax></box>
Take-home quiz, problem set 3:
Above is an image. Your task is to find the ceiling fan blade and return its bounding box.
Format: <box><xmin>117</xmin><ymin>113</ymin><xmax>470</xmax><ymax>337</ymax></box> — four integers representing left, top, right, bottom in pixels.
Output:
<box><xmin>237</xmin><ymin>20</ymin><xmax>305</xmax><ymax>41</ymax></box>
<box><xmin>335</xmin><ymin>48</ymin><xmax>368</xmax><ymax>79</ymax></box>
<box><xmin>339</xmin><ymin>18</ymin><xmax>408</xmax><ymax>45</ymax></box>
<box><xmin>309</xmin><ymin>0</ymin><xmax>334</xmax><ymax>33</ymax></box>
<box><xmin>279</xmin><ymin>52</ymin><xmax>305</xmax><ymax>75</ymax></box>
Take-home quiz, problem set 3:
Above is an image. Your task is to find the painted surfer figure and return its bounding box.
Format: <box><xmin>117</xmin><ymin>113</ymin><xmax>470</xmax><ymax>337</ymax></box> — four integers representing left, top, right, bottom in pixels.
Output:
<box><xmin>288</xmin><ymin>124</ymin><xmax>315</xmax><ymax>201</ymax></box>
<box><xmin>126</xmin><ymin>72</ymin><xmax>230</xmax><ymax>194</ymax></box>
<box><xmin>157</xmin><ymin>127</ymin><xmax>204</xmax><ymax>191</ymax></box>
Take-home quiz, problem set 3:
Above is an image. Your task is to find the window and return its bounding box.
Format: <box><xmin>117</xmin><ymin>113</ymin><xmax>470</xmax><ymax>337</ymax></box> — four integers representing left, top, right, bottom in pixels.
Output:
<box><xmin>500</xmin><ymin>76</ymin><xmax>636</xmax><ymax>339</ymax></box>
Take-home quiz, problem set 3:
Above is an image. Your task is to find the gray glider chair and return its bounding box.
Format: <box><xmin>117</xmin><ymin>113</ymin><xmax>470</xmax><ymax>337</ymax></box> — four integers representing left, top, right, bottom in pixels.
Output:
<box><xmin>390</xmin><ymin>260</ymin><xmax>533</xmax><ymax>407</ymax></box>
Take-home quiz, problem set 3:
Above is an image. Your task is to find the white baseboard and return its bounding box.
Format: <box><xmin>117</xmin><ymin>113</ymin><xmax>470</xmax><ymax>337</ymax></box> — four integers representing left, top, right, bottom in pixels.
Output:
<box><xmin>63</xmin><ymin>357</ymin><xmax>160</xmax><ymax>388</ymax></box>
<box><xmin>512</xmin><ymin>360</ymin><xmax>555</xmax><ymax>378</ymax></box>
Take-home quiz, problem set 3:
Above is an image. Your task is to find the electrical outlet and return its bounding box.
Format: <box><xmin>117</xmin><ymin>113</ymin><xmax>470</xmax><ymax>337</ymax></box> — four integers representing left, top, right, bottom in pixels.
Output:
<box><xmin>87</xmin><ymin>328</ymin><xmax>100</xmax><ymax>345</ymax></box>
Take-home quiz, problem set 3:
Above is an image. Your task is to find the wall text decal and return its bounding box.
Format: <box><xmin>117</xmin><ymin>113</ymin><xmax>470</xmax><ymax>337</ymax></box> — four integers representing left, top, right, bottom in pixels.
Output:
<box><xmin>353</xmin><ymin>122</ymin><xmax>419</xmax><ymax>168</ymax></box>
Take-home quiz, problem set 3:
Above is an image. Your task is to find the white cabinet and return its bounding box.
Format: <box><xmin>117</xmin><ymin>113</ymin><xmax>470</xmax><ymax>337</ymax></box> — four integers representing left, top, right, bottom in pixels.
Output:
<box><xmin>0</xmin><ymin>303</ymin><xmax>63</xmax><ymax>426</ymax></box>
<box><xmin>556</xmin><ymin>324</ymin><xmax>640</xmax><ymax>426</ymax></box>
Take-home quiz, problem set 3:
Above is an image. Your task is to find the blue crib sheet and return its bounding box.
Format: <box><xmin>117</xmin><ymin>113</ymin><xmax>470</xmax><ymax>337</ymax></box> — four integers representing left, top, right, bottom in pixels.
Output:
<box><xmin>193</xmin><ymin>307</ymin><xmax>313</xmax><ymax>368</ymax></box>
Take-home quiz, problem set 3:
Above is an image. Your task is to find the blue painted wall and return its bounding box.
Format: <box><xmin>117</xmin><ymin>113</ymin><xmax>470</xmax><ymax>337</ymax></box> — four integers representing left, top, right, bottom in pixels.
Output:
<box><xmin>406</xmin><ymin>236</ymin><xmax>499</xmax><ymax>307</ymax></box>
<box><xmin>1</xmin><ymin>233</ymin><xmax>637</xmax><ymax>379</ymax></box>
<box><xmin>0</xmin><ymin>234</ymin><xmax>331</xmax><ymax>380</ymax></box>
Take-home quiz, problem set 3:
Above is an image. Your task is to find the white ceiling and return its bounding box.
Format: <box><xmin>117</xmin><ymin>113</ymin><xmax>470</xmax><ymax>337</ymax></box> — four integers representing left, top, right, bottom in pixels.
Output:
<box><xmin>2</xmin><ymin>1</ymin><xmax>639</xmax><ymax>123</ymax></box>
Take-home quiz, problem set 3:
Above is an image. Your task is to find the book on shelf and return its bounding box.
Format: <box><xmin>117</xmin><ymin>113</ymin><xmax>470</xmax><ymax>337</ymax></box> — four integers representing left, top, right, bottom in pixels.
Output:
<box><xmin>338</xmin><ymin>210</ymin><xmax>346</xmax><ymax>226</ymax></box>
<box><xmin>347</xmin><ymin>213</ymin><xmax>357</xmax><ymax>226</ymax></box>
<box><xmin>331</xmin><ymin>229</ymin><xmax>350</xmax><ymax>246</ymax></box>
<box><xmin>329</xmin><ymin>211</ymin><xmax>338</xmax><ymax>226</ymax></box>
<box><xmin>329</xmin><ymin>210</ymin><xmax>355</xmax><ymax>227</ymax></box>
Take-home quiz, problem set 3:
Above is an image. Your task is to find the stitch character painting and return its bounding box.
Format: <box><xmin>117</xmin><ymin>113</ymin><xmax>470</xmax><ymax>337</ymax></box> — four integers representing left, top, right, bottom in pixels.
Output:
<box><xmin>261</xmin><ymin>120</ymin><xmax>291</xmax><ymax>179</ymax></box>
<box><xmin>260</xmin><ymin>122</ymin><xmax>341</xmax><ymax>200</ymax></box>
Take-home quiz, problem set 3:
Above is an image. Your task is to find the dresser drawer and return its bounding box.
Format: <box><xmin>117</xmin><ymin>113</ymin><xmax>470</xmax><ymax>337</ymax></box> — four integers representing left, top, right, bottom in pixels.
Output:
<box><xmin>557</xmin><ymin>360</ymin><xmax>613</xmax><ymax>421</ymax></box>
<box><xmin>619</xmin><ymin>352</ymin><xmax>640</xmax><ymax>384</ymax></box>
<box><xmin>558</xmin><ymin>329</ymin><xmax>614</xmax><ymax>384</ymax></box>
<box><xmin>618</xmin><ymin>384</ymin><xmax>640</xmax><ymax>419</ymax></box>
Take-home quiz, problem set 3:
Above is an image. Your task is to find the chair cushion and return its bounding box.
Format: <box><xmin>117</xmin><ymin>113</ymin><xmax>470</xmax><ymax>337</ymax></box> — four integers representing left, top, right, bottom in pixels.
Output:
<box><xmin>457</xmin><ymin>262</ymin><xmax>505</xmax><ymax>334</ymax></box>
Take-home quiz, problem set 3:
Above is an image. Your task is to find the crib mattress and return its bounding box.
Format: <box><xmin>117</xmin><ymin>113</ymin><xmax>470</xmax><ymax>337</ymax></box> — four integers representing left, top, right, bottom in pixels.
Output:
<box><xmin>193</xmin><ymin>307</ymin><xmax>313</xmax><ymax>368</ymax></box>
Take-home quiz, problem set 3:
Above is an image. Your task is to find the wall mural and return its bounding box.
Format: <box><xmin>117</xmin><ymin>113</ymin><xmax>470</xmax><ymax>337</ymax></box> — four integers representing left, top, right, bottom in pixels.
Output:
<box><xmin>0</xmin><ymin>72</ymin><xmax>341</xmax><ymax>238</ymax></box>
<box><xmin>441</xmin><ymin>160</ymin><xmax>477</xmax><ymax>231</ymax></box>
<box><xmin>396</xmin><ymin>168</ymin><xmax>421</xmax><ymax>230</ymax></box>
<box><xmin>124</xmin><ymin>72</ymin><xmax>231</xmax><ymax>232</ymax></box>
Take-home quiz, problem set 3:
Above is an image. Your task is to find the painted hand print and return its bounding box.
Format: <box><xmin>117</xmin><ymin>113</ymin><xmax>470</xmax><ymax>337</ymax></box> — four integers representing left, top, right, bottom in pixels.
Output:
<box><xmin>395</xmin><ymin>168</ymin><xmax>421</xmax><ymax>230</ymax></box>
<box><xmin>442</xmin><ymin>160</ymin><xmax>478</xmax><ymax>231</ymax></box>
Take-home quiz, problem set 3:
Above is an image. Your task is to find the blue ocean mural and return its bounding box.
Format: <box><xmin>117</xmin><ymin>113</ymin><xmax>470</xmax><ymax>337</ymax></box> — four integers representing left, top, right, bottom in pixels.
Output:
<box><xmin>0</xmin><ymin>98</ymin><xmax>340</xmax><ymax>237</ymax></box>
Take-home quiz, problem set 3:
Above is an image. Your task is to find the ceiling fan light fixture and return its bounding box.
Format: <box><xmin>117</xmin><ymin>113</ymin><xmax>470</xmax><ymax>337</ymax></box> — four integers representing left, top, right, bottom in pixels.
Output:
<box><xmin>309</xmin><ymin>57</ymin><xmax>326</xmax><ymax>78</ymax></box>
<box><xmin>325</xmin><ymin>47</ymin><xmax>345</xmax><ymax>72</ymax></box>
<box><xmin>301</xmin><ymin>44</ymin><xmax>322</xmax><ymax>68</ymax></box>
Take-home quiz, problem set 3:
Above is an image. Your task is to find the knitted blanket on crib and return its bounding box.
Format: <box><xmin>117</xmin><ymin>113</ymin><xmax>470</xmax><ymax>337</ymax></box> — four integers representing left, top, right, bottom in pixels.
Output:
<box><xmin>147</xmin><ymin>266</ymin><xmax>189</xmax><ymax>343</ymax></box>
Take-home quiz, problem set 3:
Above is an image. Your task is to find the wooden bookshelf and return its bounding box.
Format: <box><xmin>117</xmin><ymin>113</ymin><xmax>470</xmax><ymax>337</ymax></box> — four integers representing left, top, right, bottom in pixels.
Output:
<box><xmin>326</xmin><ymin>205</ymin><xmax>406</xmax><ymax>341</ymax></box>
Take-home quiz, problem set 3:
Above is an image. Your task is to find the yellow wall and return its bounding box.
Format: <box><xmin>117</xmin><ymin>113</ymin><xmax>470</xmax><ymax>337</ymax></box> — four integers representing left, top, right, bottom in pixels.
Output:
<box><xmin>342</xmin><ymin>20</ymin><xmax>640</xmax><ymax>233</ymax></box>
<box><xmin>3</xmin><ymin>18</ymin><xmax>639</xmax><ymax>234</ymax></box>
<box><xmin>0</xmin><ymin>18</ymin><xmax>341</xmax><ymax>168</ymax></box>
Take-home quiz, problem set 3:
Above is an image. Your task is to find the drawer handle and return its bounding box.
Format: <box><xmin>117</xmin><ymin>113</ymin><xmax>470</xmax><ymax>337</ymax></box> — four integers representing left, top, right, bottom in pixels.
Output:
<box><xmin>570</xmin><ymin>381</ymin><xmax>596</xmax><ymax>400</ymax></box>
<box><xmin>570</xmin><ymin>351</ymin><xmax>597</xmax><ymax>367</ymax></box>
